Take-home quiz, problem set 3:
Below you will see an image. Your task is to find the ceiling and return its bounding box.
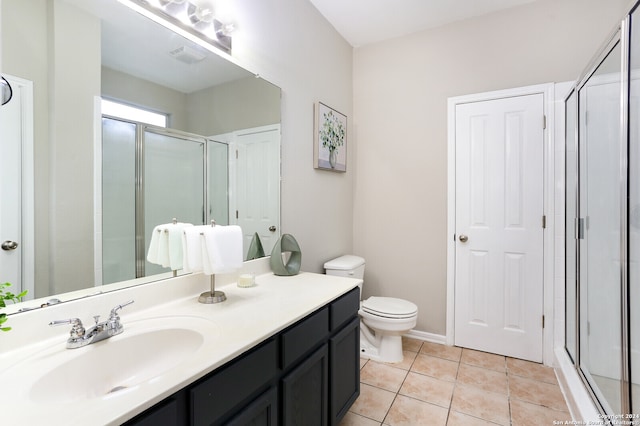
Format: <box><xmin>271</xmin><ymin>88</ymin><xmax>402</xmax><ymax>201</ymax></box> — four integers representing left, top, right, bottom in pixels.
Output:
<box><xmin>308</xmin><ymin>0</ymin><xmax>540</xmax><ymax>47</ymax></box>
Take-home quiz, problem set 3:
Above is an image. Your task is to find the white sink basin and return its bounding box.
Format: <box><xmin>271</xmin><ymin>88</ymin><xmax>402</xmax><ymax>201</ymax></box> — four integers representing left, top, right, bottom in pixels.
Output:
<box><xmin>0</xmin><ymin>316</ymin><xmax>218</xmax><ymax>404</ymax></box>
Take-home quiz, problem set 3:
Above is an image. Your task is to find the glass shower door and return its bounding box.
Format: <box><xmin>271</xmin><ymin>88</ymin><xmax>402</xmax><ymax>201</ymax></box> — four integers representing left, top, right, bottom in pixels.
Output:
<box><xmin>208</xmin><ymin>140</ymin><xmax>229</xmax><ymax>225</ymax></box>
<box><xmin>578</xmin><ymin>41</ymin><xmax>622</xmax><ymax>414</ymax></box>
<box><xmin>102</xmin><ymin>117</ymin><xmax>136</xmax><ymax>285</ymax></box>
<box><xmin>144</xmin><ymin>129</ymin><xmax>205</xmax><ymax>276</ymax></box>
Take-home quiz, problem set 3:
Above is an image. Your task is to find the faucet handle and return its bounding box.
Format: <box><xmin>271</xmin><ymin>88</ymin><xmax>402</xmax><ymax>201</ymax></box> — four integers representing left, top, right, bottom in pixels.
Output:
<box><xmin>109</xmin><ymin>300</ymin><xmax>134</xmax><ymax>319</ymax></box>
<box><xmin>107</xmin><ymin>300</ymin><xmax>134</xmax><ymax>336</ymax></box>
<box><xmin>49</xmin><ymin>318</ymin><xmax>85</xmax><ymax>339</ymax></box>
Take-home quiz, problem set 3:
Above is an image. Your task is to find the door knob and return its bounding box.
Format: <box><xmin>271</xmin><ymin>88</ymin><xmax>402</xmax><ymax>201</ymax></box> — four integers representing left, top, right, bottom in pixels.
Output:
<box><xmin>1</xmin><ymin>240</ymin><xmax>18</xmax><ymax>251</ymax></box>
<box><xmin>458</xmin><ymin>235</ymin><xmax>468</xmax><ymax>243</ymax></box>
<box><xmin>269</xmin><ymin>226</ymin><xmax>277</xmax><ymax>232</ymax></box>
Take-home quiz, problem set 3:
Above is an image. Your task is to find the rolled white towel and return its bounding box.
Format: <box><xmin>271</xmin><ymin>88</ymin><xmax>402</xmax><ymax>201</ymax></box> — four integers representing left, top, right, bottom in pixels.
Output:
<box><xmin>157</xmin><ymin>227</ymin><xmax>170</xmax><ymax>268</ymax></box>
<box><xmin>182</xmin><ymin>225</ymin><xmax>207</xmax><ymax>273</ymax></box>
<box><xmin>147</xmin><ymin>225</ymin><xmax>164</xmax><ymax>264</ymax></box>
<box><xmin>167</xmin><ymin>222</ymin><xmax>192</xmax><ymax>270</ymax></box>
<box><xmin>201</xmin><ymin>225</ymin><xmax>243</xmax><ymax>275</ymax></box>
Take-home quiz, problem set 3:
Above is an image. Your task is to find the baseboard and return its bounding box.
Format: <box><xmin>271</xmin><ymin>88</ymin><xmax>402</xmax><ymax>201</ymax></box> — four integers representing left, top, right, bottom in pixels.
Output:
<box><xmin>404</xmin><ymin>329</ymin><xmax>447</xmax><ymax>345</ymax></box>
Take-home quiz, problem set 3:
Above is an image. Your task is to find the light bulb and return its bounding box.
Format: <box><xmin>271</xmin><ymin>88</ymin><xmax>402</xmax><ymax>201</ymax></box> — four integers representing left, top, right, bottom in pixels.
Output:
<box><xmin>189</xmin><ymin>0</ymin><xmax>215</xmax><ymax>23</ymax></box>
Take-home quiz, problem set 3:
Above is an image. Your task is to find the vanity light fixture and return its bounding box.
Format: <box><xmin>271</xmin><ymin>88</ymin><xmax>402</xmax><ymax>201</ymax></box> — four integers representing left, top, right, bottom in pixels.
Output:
<box><xmin>119</xmin><ymin>0</ymin><xmax>233</xmax><ymax>54</ymax></box>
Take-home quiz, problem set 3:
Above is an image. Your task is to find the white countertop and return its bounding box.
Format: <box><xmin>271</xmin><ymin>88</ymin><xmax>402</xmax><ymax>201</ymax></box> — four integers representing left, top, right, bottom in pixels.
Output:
<box><xmin>0</xmin><ymin>269</ymin><xmax>361</xmax><ymax>426</ymax></box>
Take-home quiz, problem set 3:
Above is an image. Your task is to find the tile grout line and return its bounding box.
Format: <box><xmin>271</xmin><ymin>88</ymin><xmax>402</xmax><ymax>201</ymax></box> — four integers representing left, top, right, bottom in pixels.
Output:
<box><xmin>348</xmin><ymin>341</ymin><xmax>569</xmax><ymax>425</ymax></box>
<box><xmin>381</xmin><ymin>347</ymin><xmax>420</xmax><ymax>425</ymax></box>
<box><xmin>506</xmin><ymin>357</ymin><xmax>513</xmax><ymax>426</ymax></box>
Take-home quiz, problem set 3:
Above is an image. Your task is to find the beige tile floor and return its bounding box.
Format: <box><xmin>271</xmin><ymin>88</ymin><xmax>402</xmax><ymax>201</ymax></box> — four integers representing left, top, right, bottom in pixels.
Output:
<box><xmin>340</xmin><ymin>337</ymin><xmax>571</xmax><ymax>426</ymax></box>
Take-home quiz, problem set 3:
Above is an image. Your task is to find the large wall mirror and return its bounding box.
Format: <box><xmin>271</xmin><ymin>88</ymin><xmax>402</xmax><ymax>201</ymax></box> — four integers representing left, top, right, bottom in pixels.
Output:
<box><xmin>0</xmin><ymin>0</ymin><xmax>281</xmax><ymax>311</ymax></box>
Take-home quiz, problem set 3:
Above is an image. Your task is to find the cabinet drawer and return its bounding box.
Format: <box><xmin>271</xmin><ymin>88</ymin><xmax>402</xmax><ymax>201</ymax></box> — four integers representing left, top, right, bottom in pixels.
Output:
<box><xmin>330</xmin><ymin>288</ymin><xmax>359</xmax><ymax>331</ymax></box>
<box><xmin>281</xmin><ymin>307</ymin><xmax>329</xmax><ymax>369</ymax></box>
<box><xmin>191</xmin><ymin>339</ymin><xmax>277</xmax><ymax>426</ymax></box>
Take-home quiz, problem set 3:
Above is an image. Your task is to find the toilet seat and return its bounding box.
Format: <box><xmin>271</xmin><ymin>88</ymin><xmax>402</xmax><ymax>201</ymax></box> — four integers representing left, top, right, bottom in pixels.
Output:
<box><xmin>361</xmin><ymin>297</ymin><xmax>418</xmax><ymax>319</ymax></box>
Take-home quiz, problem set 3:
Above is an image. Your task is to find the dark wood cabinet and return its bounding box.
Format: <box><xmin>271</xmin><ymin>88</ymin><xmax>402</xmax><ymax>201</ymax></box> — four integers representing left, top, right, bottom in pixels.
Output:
<box><xmin>190</xmin><ymin>339</ymin><xmax>278</xmax><ymax>426</ymax></box>
<box><xmin>124</xmin><ymin>287</ymin><xmax>359</xmax><ymax>426</ymax></box>
<box><xmin>282</xmin><ymin>344</ymin><xmax>329</xmax><ymax>426</ymax></box>
<box><xmin>227</xmin><ymin>387</ymin><xmax>279</xmax><ymax>426</ymax></box>
<box><xmin>329</xmin><ymin>317</ymin><xmax>359</xmax><ymax>425</ymax></box>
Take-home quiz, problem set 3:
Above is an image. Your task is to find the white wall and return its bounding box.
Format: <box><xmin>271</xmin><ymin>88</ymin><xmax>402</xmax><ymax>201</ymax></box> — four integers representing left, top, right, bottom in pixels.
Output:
<box><xmin>186</xmin><ymin>76</ymin><xmax>281</xmax><ymax>136</ymax></box>
<box><xmin>101</xmin><ymin>66</ymin><xmax>189</xmax><ymax>130</ymax></box>
<box><xmin>352</xmin><ymin>0</ymin><xmax>629</xmax><ymax>335</ymax></box>
<box><xmin>227</xmin><ymin>0</ymin><xmax>354</xmax><ymax>271</ymax></box>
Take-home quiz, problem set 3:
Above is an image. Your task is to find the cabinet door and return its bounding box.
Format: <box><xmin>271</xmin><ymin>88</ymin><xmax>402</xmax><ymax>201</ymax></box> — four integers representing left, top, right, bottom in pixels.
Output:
<box><xmin>191</xmin><ymin>339</ymin><xmax>277</xmax><ymax>426</ymax></box>
<box><xmin>329</xmin><ymin>317</ymin><xmax>359</xmax><ymax>425</ymax></box>
<box><xmin>281</xmin><ymin>344</ymin><xmax>328</xmax><ymax>426</ymax></box>
<box><xmin>123</xmin><ymin>396</ymin><xmax>185</xmax><ymax>426</ymax></box>
<box><xmin>227</xmin><ymin>387</ymin><xmax>278</xmax><ymax>426</ymax></box>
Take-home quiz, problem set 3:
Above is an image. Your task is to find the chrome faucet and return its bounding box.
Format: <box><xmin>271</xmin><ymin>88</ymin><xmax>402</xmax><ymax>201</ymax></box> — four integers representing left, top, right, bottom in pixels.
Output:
<box><xmin>49</xmin><ymin>300</ymin><xmax>134</xmax><ymax>349</ymax></box>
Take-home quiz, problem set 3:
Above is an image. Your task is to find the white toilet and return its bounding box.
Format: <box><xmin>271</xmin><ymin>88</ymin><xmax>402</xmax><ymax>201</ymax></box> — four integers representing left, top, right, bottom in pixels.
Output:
<box><xmin>324</xmin><ymin>255</ymin><xmax>418</xmax><ymax>363</ymax></box>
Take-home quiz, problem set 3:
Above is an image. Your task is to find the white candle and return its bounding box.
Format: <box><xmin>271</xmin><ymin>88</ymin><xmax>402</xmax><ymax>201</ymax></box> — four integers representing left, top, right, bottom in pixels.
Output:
<box><xmin>237</xmin><ymin>273</ymin><xmax>255</xmax><ymax>288</ymax></box>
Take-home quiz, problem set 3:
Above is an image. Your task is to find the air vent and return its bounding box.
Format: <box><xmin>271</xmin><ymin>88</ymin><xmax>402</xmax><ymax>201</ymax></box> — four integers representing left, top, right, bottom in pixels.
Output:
<box><xmin>169</xmin><ymin>45</ymin><xmax>206</xmax><ymax>64</ymax></box>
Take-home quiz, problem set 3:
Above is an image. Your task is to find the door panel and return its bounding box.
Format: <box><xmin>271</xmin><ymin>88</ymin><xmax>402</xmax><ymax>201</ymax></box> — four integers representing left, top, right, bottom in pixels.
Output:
<box><xmin>454</xmin><ymin>94</ymin><xmax>544</xmax><ymax>362</ymax></box>
<box><xmin>0</xmin><ymin>76</ymin><xmax>24</xmax><ymax>294</ymax></box>
<box><xmin>236</xmin><ymin>128</ymin><xmax>280</xmax><ymax>258</ymax></box>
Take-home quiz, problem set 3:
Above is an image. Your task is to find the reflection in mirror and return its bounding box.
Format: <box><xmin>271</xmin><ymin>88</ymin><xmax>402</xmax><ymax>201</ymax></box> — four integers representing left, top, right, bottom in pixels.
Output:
<box><xmin>0</xmin><ymin>0</ymin><xmax>281</xmax><ymax>312</ymax></box>
<box><xmin>0</xmin><ymin>77</ymin><xmax>12</xmax><ymax>105</ymax></box>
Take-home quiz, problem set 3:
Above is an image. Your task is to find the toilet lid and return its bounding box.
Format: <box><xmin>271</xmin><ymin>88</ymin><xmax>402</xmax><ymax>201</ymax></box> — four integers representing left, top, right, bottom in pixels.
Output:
<box><xmin>361</xmin><ymin>297</ymin><xmax>418</xmax><ymax>319</ymax></box>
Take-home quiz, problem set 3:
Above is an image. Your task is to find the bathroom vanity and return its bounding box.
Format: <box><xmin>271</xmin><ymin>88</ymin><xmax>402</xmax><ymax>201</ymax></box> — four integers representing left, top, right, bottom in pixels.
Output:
<box><xmin>126</xmin><ymin>285</ymin><xmax>360</xmax><ymax>426</ymax></box>
<box><xmin>0</xmin><ymin>266</ymin><xmax>361</xmax><ymax>426</ymax></box>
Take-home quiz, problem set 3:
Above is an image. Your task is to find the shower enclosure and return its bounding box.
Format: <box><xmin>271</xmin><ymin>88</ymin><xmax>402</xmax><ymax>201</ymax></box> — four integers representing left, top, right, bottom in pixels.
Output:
<box><xmin>565</xmin><ymin>2</ymin><xmax>640</xmax><ymax>415</ymax></box>
<box><xmin>101</xmin><ymin>116</ymin><xmax>228</xmax><ymax>285</ymax></box>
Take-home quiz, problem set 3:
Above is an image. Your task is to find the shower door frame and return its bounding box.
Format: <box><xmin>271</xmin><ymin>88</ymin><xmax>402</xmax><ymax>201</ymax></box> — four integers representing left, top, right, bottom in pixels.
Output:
<box><xmin>564</xmin><ymin>15</ymin><xmax>634</xmax><ymax>417</ymax></box>
<box><xmin>98</xmin><ymin>115</ymin><xmax>227</xmax><ymax>284</ymax></box>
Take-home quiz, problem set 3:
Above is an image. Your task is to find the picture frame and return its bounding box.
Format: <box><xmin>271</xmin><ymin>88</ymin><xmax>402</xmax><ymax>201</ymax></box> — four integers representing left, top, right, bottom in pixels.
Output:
<box><xmin>314</xmin><ymin>102</ymin><xmax>347</xmax><ymax>172</ymax></box>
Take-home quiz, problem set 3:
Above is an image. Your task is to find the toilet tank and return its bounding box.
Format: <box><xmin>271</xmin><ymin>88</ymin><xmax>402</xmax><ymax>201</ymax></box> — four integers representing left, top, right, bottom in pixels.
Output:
<box><xmin>324</xmin><ymin>255</ymin><xmax>365</xmax><ymax>298</ymax></box>
<box><xmin>324</xmin><ymin>254</ymin><xmax>365</xmax><ymax>292</ymax></box>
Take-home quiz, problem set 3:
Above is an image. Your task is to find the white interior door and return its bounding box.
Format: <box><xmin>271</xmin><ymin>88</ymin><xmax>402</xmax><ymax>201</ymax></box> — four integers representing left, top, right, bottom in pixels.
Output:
<box><xmin>0</xmin><ymin>74</ymin><xmax>34</xmax><ymax>299</ymax></box>
<box><xmin>0</xmin><ymin>77</ymin><xmax>22</xmax><ymax>292</ymax></box>
<box><xmin>454</xmin><ymin>94</ymin><xmax>544</xmax><ymax>362</ymax></box>
<box><xmin>235</xmin><ymin>125</ymin><xmax>280</xmax><ymax>258</ymax></box>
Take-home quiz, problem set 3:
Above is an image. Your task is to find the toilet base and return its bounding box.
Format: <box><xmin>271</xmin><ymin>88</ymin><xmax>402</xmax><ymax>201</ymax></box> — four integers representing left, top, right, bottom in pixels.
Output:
<box><xmin>359</xmin><ymin>328</ymin><xmax>404</xmax><ymax>363</ymax></box>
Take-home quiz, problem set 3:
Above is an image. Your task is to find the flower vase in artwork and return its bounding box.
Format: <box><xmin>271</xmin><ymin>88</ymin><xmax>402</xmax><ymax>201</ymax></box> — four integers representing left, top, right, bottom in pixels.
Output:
<box><xmin>319</xmin><ymin>108</ymin><xmax>345</xmax><ymax>170</ymax></box>
<box><xmin>329</xmin><ymin>149</ymin><xmax>337</xmax><ymax>168</ymax></box>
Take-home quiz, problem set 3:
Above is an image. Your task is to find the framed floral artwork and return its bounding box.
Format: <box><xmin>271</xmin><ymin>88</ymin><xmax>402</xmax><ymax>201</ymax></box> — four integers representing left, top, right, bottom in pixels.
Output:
<box><xmin>314</xmin><ymin>102</ymin><xmax>347</xmax><ymax>172</ymax></box>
